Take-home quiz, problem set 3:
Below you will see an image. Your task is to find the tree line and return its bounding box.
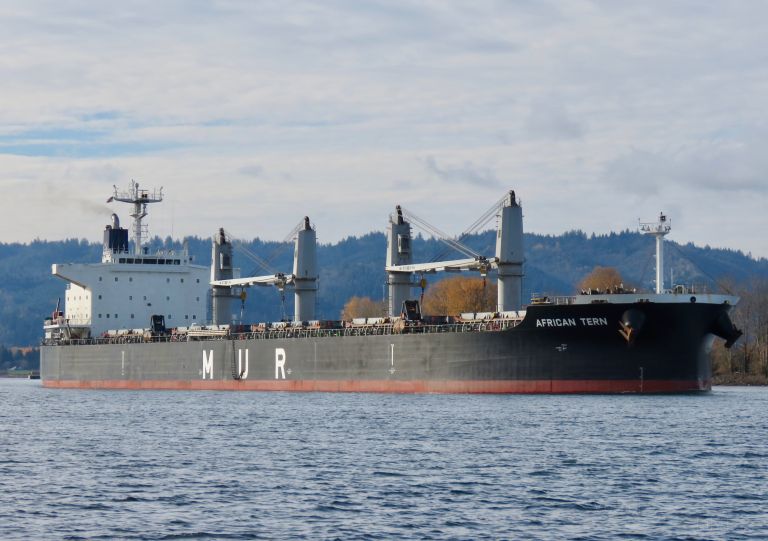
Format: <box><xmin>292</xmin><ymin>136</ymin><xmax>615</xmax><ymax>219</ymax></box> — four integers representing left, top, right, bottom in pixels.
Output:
<box><xmin>710</xmin><ymin>278</ymin><xmax>768</xmax><ymax>382</ymax></box>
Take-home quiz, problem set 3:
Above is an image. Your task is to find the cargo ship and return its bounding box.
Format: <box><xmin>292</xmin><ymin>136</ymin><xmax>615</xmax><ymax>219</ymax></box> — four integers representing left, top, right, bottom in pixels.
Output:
<box><xmin>40</xmin><ymin>182</ymin><xmax>742</xmax><ymax>393</ymax></box>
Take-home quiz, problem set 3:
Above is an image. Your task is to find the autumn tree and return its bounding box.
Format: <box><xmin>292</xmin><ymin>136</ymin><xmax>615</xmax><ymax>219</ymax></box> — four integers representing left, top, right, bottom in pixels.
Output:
<box><xmin>341</xmin><ymin>296</ymin><xmax>386</xmax><ymax>320</ymax></box>
<box><xmin>421</xmin><ymin>276</ymin><xmax>497</xmax><ymax>315</ymax></box>
<box><xmin>577</xmin><ymin>266</ymin><xmax>625</xmax><ymax>292</ymax></box>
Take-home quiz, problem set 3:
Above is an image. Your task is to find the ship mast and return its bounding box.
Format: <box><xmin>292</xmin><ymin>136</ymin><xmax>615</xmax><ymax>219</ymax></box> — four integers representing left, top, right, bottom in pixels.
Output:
<box><xmin>640</xmin><ymin>212</ymin><xmax>672</xmax><ymax>294</ymax></box>
<box><xmin>109</xmin><ymin>180</ymin><xmax>163</xmax><ymax>255</ymax></box>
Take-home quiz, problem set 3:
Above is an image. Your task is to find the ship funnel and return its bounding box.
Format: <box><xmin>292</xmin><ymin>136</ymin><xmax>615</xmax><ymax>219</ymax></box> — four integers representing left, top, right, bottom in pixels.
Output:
<box><xmin>495</xmin><ymin>190</ymin><xmax>524</xmax><ymax>312</ymax></box>
<box><xmin>211</xmin><ymin>227</ymin><xmax>234</xmax><ymax>325</ymax></box>
<box><xmin>103</xmin><ymin>214</ymin><xmax>129</xmax><ymax>257</ymax></box>
<box><xmin>386</xmin><ymin>205</ymin><xmax>413</xmax><ymax>317</ymax></box>
<box><xmin>293</xmin><ymin>218</ymin><xmax>318</xmax><ymax>322</ymax></box>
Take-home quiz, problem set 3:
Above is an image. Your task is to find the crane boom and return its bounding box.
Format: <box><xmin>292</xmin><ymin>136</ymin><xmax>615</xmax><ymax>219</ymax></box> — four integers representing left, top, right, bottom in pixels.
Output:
<box><xmin>386</xmin><ymin>256</ymin><xmax>495</xmax><ymax>275</ymax></box>
<box><xmin>211</xmin><ymin>273</ymin><xmax>293</xmax><ymax>288</ymax></box>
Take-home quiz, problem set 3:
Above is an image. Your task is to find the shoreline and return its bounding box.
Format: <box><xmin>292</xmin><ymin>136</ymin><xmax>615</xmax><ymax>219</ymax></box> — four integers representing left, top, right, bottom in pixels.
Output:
<box><xmin>713</xmin><ymin>373</ymin><xmax>768</xmax><ymax>386</ymax></box>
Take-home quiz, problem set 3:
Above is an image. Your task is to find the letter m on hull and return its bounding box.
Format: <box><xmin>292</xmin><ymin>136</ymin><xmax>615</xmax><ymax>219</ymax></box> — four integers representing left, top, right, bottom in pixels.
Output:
<box><xmin>202</xmin><ymin>350</ymin><xmax>214</xmax><ymax>379</ymax></box>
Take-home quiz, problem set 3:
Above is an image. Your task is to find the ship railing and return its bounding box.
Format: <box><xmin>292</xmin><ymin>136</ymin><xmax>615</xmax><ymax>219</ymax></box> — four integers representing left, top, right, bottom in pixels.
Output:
<box><xmin>43</xmin><ymin>318</ymin><xmax>526</xmax><ymax>346</ymax></box>
<box><xmin>530</xmin><ymin>293</ymin><xmax>576</xmax><ymax>305</ymax></box>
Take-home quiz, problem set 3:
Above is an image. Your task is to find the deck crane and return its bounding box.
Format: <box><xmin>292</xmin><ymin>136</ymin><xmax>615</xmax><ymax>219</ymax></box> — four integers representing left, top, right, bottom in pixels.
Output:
<box><xmin>210</xmin><ymin>217</ymin><xmax>318</xmax><ymax>324</ymax></box>
<box><xmin>384</xmin><ymin>190</ymin><xmax>523</xmax><ymax>317</ymax></box>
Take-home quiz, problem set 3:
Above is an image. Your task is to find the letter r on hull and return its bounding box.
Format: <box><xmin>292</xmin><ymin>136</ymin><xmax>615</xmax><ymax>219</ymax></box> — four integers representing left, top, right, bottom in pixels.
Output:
<box><xmin>275</xmin><ymin>348</ymin><xmax>286</xmax><ymax>379</ymax></box>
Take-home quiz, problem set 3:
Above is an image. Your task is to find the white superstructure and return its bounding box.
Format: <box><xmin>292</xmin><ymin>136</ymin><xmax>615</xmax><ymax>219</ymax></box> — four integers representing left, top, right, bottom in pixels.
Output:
<box><xmin>50</xmin><ymin>182</ymin><xmax>209</xmax><ymax>338</ymax></box>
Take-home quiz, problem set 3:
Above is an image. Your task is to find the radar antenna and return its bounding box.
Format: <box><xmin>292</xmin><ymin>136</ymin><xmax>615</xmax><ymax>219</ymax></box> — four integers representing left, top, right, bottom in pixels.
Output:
<box><xmin>108</xmin><ymin>180</ymin><xmax>163</xmax><ymax>255</ymax></box>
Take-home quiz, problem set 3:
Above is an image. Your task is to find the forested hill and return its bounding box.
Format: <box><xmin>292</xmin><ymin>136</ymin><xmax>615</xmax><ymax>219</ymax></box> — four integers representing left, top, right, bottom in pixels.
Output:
<box><xmin>1</xmin><ymin>230</ymin><xmax>766</xmax><ymax>346</ymax></box>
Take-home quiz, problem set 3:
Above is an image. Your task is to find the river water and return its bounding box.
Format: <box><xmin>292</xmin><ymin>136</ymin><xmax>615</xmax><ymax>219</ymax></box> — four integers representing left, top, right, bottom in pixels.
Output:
<box><xmin>1</xmin><ymin>380</ymin><xmax>766</xmax><ymax>540</ymax></box>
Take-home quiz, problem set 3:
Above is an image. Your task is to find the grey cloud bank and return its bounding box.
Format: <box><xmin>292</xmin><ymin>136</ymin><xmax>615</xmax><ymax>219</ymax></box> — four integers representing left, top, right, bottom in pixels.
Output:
<box><xmin>0</xmin><ymin>1</ymin><xmax>766</xmax><ymax>258</ymax></box>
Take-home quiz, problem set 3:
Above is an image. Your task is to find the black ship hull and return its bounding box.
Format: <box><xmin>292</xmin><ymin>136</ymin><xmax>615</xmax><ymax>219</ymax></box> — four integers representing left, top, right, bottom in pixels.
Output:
<box><xmin>41</xmin><ymin>300</ymin><xmax>740</xmax><ymax>394</ymax></box>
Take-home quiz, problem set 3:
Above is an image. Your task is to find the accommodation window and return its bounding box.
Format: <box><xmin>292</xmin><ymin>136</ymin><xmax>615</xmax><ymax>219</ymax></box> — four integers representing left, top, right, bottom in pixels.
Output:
<box><xmin>166</xmin><ymin>278</ymin><xmax>170</xmax><ymax>283</ymax></box>
<box><xmin>181</xmin><ymin>278</ymin><xmax>184</xmax><ymax>283</ymax></box>
<box><xmin>114</xmin><ymin>314</ymin><xmax>118</xmax><ymax>318</ymax></box>
<box><xmin>196</xmin><ymin>279</ymin><xmax>200</xmax><ymax>283</ymax></box>
<box><xmin>129</xmin><ymin>295</ymin><xmax>132</xmax><ymax>300</ymax></box>
<box><xmin>114</xmin><ymin>277</ymin><xmax>118</xmax><ymax>282</ymax></box>
<box><xmin>131</xmin><ymin>314</ymin><xmax>134</xmax><ymax>319</ymax></box>
<box><xmin>98</xmin><ymin>295</ymin><xmax>102</xmax><ymax>299</ymax></box>
<box><xmin>99</xmin><ymin>277</ymin><xmax>102</xmax><ymax>281</ymax></box>
<box><xmin>192</xmin><ymin>315</ymin><xmax>196</xmax><ymax>319</ymax></box>
<box><xmin>185</xmin><ymin>315</ymin><xmax>188</xmax><ymax>319</ymax></box>
<box><xmin>129</xmin><ymin>277</ymin><xmax>133</xmax><ymax>282</ymax></box>
<box><xmin>98</xmin><ymin>314</ymin><xmax>102</xmax><ymax>318</ymax></box>
<box><xmin>106</xmin><ymin>314</ymin><xmax>110</xmax><ymax>318</ymax></box>
<box><xmin>166</xmin><ymin>296</ymin><xmax>170</xmax><ymax>301</ymax></box>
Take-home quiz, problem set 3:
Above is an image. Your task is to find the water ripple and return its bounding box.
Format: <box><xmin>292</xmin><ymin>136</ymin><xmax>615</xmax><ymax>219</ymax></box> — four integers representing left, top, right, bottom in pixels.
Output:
<box><xmin>1</xmin><ymin>380</ymin><xmax>768</xmax><ymax>540</ymax></box>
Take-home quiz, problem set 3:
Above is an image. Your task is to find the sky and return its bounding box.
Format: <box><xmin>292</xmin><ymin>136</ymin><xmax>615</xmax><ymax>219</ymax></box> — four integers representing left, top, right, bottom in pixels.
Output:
<box><xmin>1</xmin><ymin>1</ymin><xmax>767</xmax><ymax>258</ymax></box>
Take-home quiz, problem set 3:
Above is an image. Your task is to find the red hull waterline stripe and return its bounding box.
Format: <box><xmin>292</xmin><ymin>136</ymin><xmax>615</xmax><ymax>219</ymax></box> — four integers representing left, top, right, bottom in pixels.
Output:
<box><xmin>42</xmin><ymin>379</ymin><xmax>711</xmax><ymax>394</ymax></box>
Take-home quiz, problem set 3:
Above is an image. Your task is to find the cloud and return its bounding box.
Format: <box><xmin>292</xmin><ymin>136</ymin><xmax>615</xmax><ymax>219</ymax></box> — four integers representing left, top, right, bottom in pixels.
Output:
<box><xmin>0</xmin><ymin>2</ymin><xmax>767</xmax><ymax>258</ymax></box>
<box><xmin>238</xmin><ymin>165</ymin><xmax>264</xmax><ymax>178</ymax></box>
<box><xmin>602</xmin><ymin>138</ymin><xmax>768</xmax><ymax>196</ymax></box>
<box><xmin>423</xmin><ymin>156</ymin><xmax>502</xmax><ymax>189</ymax></box>
<box><xmin>525</xmin><ymin>100</ymin><xmax>585</xmax><ymax>140</ymax></box>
